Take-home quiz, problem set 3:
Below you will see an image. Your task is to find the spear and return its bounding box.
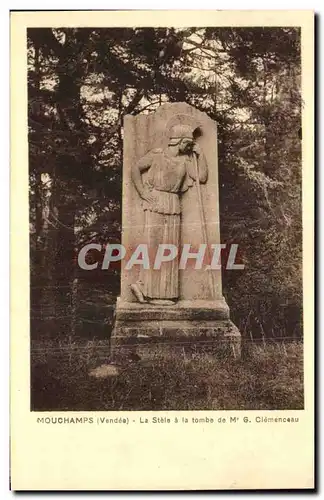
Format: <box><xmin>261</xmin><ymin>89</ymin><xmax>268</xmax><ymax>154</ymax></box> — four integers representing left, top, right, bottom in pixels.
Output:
<box><xmin>192</xmin><ymin>150</ymin><xmax>216</xmax><ymax>299</ymax></box>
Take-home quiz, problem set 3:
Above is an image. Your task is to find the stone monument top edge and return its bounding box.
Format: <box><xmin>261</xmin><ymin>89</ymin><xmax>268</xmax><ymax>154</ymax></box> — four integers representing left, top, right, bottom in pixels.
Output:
<box><xmin>123</xmin><ymin>102</ymin><xmax>217</xmax><ymax>130</ymax></box>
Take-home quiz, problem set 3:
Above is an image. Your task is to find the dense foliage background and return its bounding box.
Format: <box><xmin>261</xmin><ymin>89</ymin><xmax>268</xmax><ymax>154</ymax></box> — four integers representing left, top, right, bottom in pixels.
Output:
<box><xmin>28</xmin><ymin>27</ymin><xmax>302</xmax><ymax>342</ymax></box>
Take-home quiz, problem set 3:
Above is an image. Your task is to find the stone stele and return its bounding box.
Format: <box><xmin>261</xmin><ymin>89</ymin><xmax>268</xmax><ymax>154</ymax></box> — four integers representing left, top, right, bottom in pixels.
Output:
<box><xmin>111</xmin><ymin>102</ymin><xmax>241</xmax><ymax>359</ymax></box>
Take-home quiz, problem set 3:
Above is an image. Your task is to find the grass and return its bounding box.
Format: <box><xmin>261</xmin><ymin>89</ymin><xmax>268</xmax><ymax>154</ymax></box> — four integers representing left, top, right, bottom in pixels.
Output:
<box><xmin>31</xmin><ymin>339</ymin><xmax>304</xmax><ymax>411</ymax></box>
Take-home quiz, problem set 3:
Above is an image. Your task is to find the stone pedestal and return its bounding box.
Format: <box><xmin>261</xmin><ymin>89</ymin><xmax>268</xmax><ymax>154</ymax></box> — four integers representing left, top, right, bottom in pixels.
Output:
<box><xmin>112</xmin><ymin>299</ymin><xmax>241</xmax><ymax>360</ymax></box>
<box><xmin>111</xmin><ymin>102</ymin><xmax>241</xmax><ymax>359</ymax></box>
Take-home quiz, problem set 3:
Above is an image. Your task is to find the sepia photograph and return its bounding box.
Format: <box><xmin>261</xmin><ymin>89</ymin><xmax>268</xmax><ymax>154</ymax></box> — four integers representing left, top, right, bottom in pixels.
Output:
<box><xmin>10</xmin><ymin>9</ymin><xmax>315</xmax><ymax>491</ymax></box>
<box><xmin>28</xmin><ymin>24</ymin><xmax>304</xmax><ymax>412</ymax></box>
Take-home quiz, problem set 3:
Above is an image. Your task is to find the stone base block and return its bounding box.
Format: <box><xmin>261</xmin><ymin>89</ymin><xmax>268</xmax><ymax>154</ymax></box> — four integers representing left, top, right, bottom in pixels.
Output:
<box><xmin>111</xmin><ymin>299</ymin><xmax>241</xmax><ymax>361</ymax></box>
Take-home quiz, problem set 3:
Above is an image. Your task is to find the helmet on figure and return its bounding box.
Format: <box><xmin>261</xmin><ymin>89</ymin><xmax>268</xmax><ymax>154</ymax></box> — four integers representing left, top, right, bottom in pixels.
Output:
<box><xmin>169</xmin><ymin>124</ymin><xmax>194</xmax><ymax>141</ymax></box>
<box><xmin>168</xmin><ymin>125</ymin><xmax>195</xmax><ymax>151</ymax></box>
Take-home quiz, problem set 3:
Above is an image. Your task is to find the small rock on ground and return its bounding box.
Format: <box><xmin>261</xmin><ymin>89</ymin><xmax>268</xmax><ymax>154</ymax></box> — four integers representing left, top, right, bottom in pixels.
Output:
<box><xmin>89</xmin><ymin>364</ymin><xmax>120</xmax><ymax>379</ymax></box>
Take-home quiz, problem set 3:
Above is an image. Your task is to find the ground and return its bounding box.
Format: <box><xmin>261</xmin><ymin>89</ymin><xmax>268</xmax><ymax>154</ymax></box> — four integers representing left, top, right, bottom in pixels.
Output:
<box><xmin>31</xmin><ymin>339</ymin><xmax>303</xmax><ymax>411</ymax></box>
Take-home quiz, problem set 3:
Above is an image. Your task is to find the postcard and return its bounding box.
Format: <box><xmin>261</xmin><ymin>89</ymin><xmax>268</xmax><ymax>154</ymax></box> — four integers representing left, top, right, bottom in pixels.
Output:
<box><xmin>10</xmin><ymin>9</ymin><xmax>314</xmax><ymax>490</ymax></box>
